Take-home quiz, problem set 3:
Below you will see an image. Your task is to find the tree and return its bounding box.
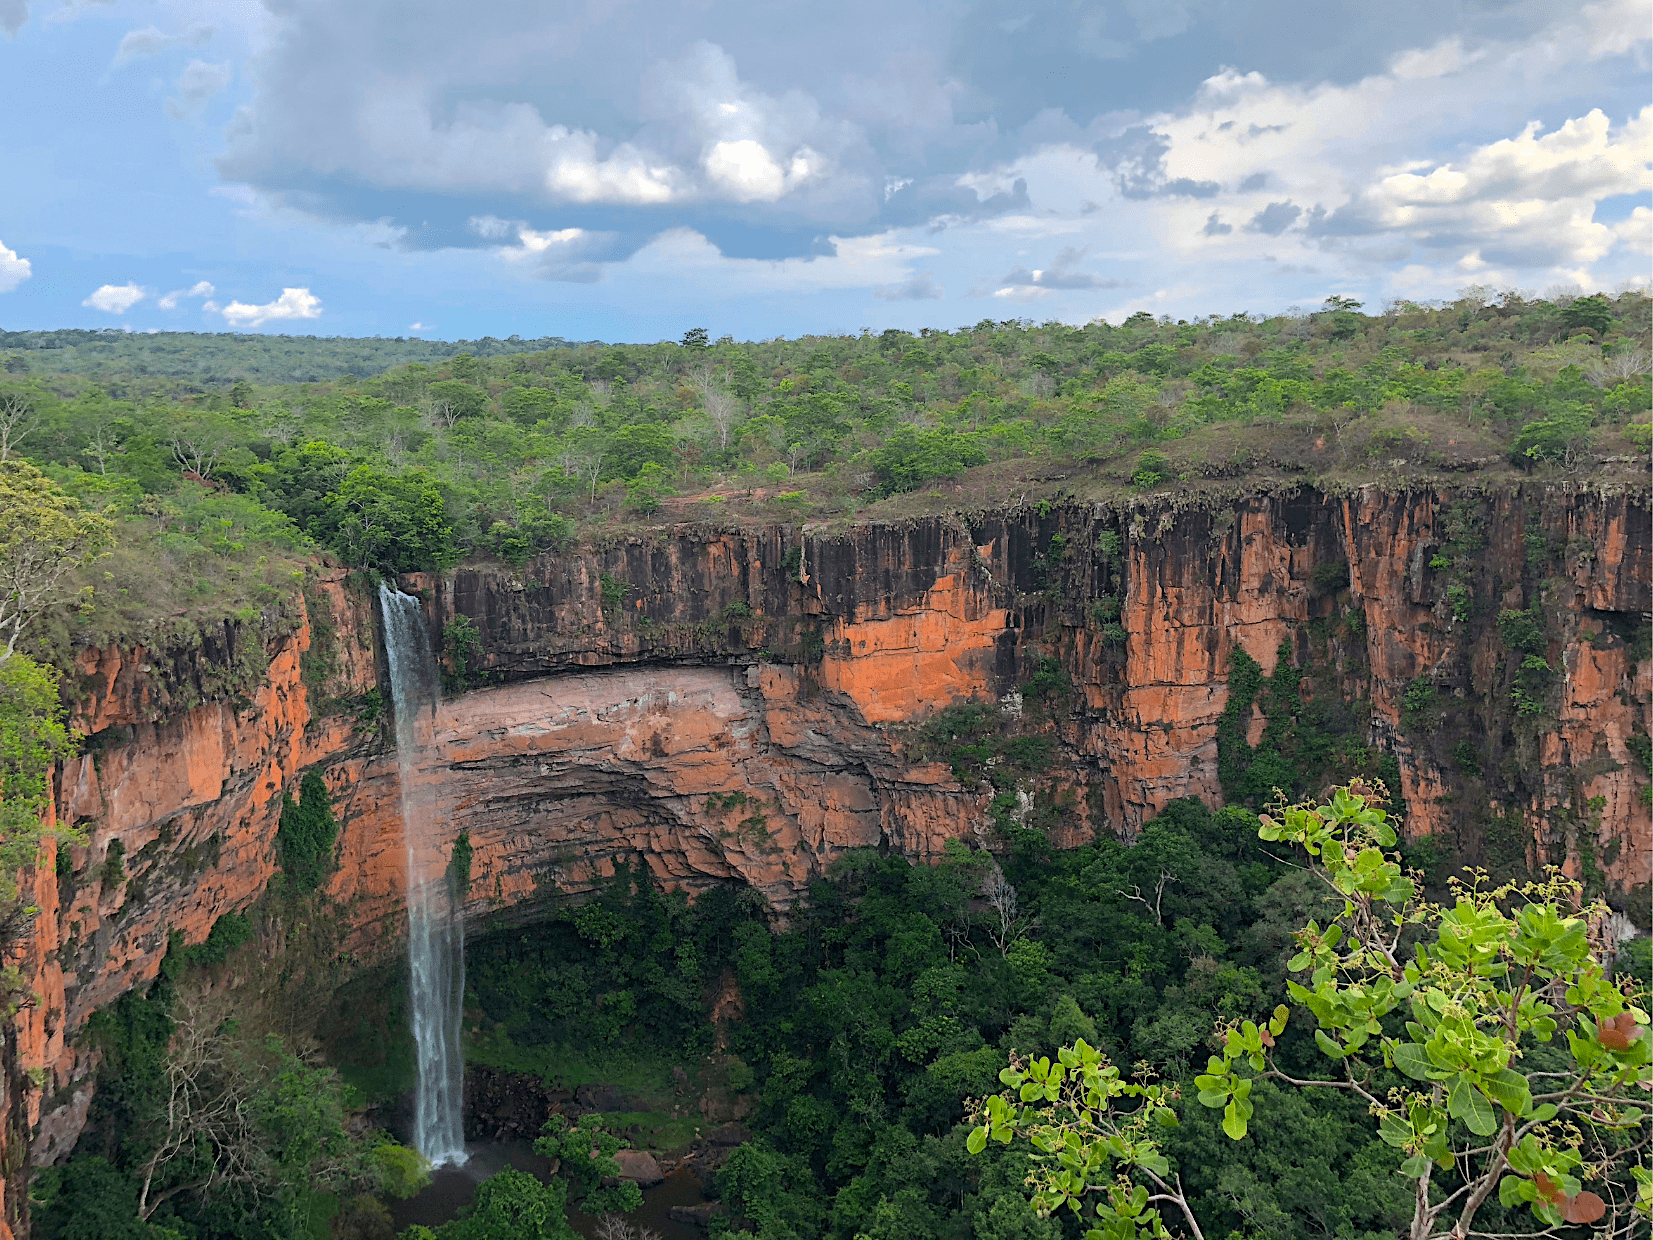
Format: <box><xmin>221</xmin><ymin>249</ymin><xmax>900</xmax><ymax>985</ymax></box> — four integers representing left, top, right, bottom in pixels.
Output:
<box><xmin>1562</xmin><ymin>295</ymin><xmax>1613</xmax><ymax>337</ymax></box>
<box><xmin>0</xmin><ymin>459</ymin><xmax>114</xmax><ymax>661</ymax></box>
<box><xmin>535</xmin><ymin>1114</ymin><xmax>643</xmax><ymax>1216</ymax></box>
<box><xmin>276</xmin><ymin>769</ymin><xmax>338</xmax><ymax>892</ymax></box>
<box><xmin>428</xmin><ymin>379</ymin><xmax>488</xmax><ymax>426</ymax></box>
<box><xmin>327</xmin><ymin>465</ymin><xmax>457</xmax><ymax>574</ymax></box>
<box><xmin>434</xmin><ymin>1166</ymin><xmax>577</xmax><ymax>1240</ymax></box>
<box><xmin>970</xmin><ymin>782</ymin><xmax>1652</xmax><ymax>1239</ymax></box>
<box><xmin>680</xmin><ymin>327</ymin><xmax>709</xmax><ymax>349</ymax></box>
<box><xmin>31</xmin><ymin>1156</ymin><xmax>149</xmax><ymax>1240</ymax></box>
<box><xmin>687</xmin><ymin>362</ymin><xmax>742</xmax><ymax>451</ymax></box>
<box><xmin>1195</xmin><ymin>783</ymin><xmax>1651</xmax><ymax>1239</ymax></box>
<box><xmin>869</xmin><ymin>425</ymin><xmax>987</xmax><ymax>493</ymax></box>
<box><xmin>1509</xmin><ymin>409</ymin><xmax>1592</xmax><ymax>467</ymax></box>
<box><xmin>0</xmin><ymin>654</ymin><xmax>77</xmax><ymax>875</ymax></box>
<box><xmin>0</xmin><ymin>391</ymin><xmax>35</xmax><ymax>461</ymax></box>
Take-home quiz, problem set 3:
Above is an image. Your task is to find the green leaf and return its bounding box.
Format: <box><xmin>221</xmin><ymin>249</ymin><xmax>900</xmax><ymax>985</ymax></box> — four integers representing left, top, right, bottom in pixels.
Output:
<box><xmin>1390</xmin><ymin>1042</ymin><xmax>1433</xmax><ymax>1081</ymax></box>
<box><xmin>1499</xmin><ymin>1174</ymin><xmax>1534</xmax><ymax>1208</ymax></box>
<box><xmin>1222</xmin><ymin>1102</ymin><xmax>1248</xmax><ymax>1140</ymax></box>
<box><xmin>1315</xmin><ymin>1029</ymin><xmax>1347</xmax><ymax>1059</ymax></box>
<box><xmin>1268</xmin><ymin>1004</ymin><xmax>1290</xmax><ymax>1036</ymax></box>
<box><xmin>1398</xmin><ymin>1154</ymin><xmax>1431</xmax><ymax>1178</ymax></box>
<box><xmin>967</xmin><ymin>1126</ymin><xmax>988</xmax><ymax>1155</ymax></box>
<box><xmin>1481</xmin><ymin>1067</ymin><xmax>1532</xmax><ymax>1116</ymax></box>
<box><xmin>1448</xmin><ymin>1079</ymin><xmax>1499</xmax><ymax>1136</ymax></box>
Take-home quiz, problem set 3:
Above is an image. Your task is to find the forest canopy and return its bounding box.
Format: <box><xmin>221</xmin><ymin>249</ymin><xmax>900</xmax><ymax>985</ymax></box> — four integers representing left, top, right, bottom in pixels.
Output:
<box><xmin>2</xmin><ymin>291</ymin><xmax>1648</xmax><ymax>664</ymax></box>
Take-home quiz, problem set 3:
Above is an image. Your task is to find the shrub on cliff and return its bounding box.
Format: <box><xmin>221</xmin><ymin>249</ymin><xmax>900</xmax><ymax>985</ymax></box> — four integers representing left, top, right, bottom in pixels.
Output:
<box><xmin>0</xmin><ymin>652</ymin><xmax>78</xmax><ymax>883</ymax></box>
<box><xmin>276</xmin><ymin>769</ymin><xmax>338</xmax><ymax>893</ymax></box>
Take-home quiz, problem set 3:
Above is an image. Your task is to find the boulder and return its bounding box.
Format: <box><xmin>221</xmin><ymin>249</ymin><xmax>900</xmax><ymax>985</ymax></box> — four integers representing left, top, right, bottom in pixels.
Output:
<box><xmin>612</xmin><ymin>1148</ymin><xmax>665</xmax><ymax>1186</ymax></box>
<box><xmin>575</xmin><ymin>1082</ymin><xmax>644</xmax><ymax>1113</ymax></box>
<box><xmin>704</xmin><ymin>1122</ymin><xmax>752</xmax><ymax>1146</ymax></box>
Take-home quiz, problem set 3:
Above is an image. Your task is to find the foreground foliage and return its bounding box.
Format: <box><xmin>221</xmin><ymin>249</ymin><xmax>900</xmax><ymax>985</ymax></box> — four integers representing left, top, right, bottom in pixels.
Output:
<box><xmin>970</xmin><ymin>784</ymin><xmax>1651</xmax><ymax>1239</ymax></box>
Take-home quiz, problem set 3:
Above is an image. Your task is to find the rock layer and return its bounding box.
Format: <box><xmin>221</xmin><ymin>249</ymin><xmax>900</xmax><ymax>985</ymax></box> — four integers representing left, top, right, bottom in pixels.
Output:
<box><xmin>5</xmin><ymin>483</ymin><xmax>1645</xmax><ymax>1236</ymax></box>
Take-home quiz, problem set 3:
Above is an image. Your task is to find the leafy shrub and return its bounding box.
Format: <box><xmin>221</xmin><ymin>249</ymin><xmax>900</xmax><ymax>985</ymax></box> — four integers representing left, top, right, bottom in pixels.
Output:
<box><xmin>869</xmin><ymin>425</ymin><xmax>987</xmax><ymax>493</ymax></box>
<box><xmin>1130</xmin><ymin>448</ymin><xmax>1167</xmax><ymax>488</ymax></box>
<box><xmin>1509</xmin><ymin>408</ymin><xmax>1592</xmax><ymax>466</ymax></box>
<box><xmin>447</xmin><ymin>830</ymin><xmax>472</xmax><ymax>901</ymax></box>
<box><xmin>442</xmin><ymin>614</ymin><xmax>484</xmax><ymax>691</ymax></box>
<box><xmin>625</xmin><ymin>461</ymin><xmax>675</xmax><ymax>514</ymax></box>
<box><xmin>277</xmin><ymin>769</ymin><xmax>338</xmax><ymax>892</ymax></box>
<box><xmin>1496</xmin><ymin>607</ymin><xmax>1546</xmax><ymax>653</ymax></box>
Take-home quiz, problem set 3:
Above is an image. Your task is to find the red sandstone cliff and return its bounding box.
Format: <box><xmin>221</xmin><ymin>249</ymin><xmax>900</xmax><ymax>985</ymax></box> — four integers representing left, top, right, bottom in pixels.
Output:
<box><xmin>1</xmin><ymin>482</ymin><xmax>1642</xmax><ymax>1235</ymax></box>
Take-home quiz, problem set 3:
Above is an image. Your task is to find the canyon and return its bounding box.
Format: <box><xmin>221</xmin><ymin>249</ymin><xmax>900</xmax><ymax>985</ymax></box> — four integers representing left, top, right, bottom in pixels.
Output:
<box><xmin>3</xmin><ymin>480</ymin><xmax>1648</xmax><ymax>1235</ymax></box>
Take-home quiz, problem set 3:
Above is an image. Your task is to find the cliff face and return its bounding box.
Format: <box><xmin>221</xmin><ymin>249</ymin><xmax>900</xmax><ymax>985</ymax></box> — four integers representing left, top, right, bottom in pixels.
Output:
<box><xmin>10</xmin><ymin>482</ymin><xmax>1648</xmax><ymax>1231</ymax></box>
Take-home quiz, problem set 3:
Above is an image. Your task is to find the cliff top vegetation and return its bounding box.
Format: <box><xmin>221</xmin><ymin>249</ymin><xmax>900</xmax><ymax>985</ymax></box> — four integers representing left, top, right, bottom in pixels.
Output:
<box><xmin>2</xmin><ymin>288</ymin><xmax>1648</xmax><ymax>660</ymax></box>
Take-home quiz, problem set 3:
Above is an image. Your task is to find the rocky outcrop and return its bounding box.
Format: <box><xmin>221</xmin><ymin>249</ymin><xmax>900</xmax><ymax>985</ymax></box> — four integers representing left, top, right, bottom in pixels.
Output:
<box><xmin>7</xmin><ymin>482</ymin><xmax>1645</xmax><ymax>1234</ymax></box>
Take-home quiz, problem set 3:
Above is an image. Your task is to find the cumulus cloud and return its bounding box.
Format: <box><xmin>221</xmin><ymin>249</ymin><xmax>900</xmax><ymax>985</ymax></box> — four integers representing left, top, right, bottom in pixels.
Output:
<box><xmin>61</xmin><ymin>0</ymin><xmax>1638</xmax><ymax>311</ymax></box>
<box><xmin>166</xmin><ymin>59</ymin><xmax>232</xmax><ymax>121</ymax></box>
<box><xmin>0</xmin><ymin>240</ymin><xmax>30</xmax><ymax>293</ymax></box>
<box><xmin>113</xmin><ymin>24</ymin><xmax>213</xmax><ymax>64</ymax></box>
<box><xmin>157</xmin><ymin>280</ymin><xmax>216</xmax><ymax>309</ymax></box>
<box><xmin>82</xmin><ymin>282</ymin><xmax>147</xmax><ymax>313</ymax></box>
<box><xmin>1246</xmin><ymin>201</ymin><xmax>1301</xmax><ymax>235</ymax></box>
<box><xmin>218</xmin><ymin>287</ymin><xmax>322</xmax><ymax>328</ymax></box>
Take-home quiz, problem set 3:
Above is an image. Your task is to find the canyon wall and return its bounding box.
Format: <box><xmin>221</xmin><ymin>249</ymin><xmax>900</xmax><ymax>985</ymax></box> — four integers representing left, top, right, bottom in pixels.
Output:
<box><xmin>5</xmin><ymin>482</ymin><xmax>1646</xmax><ymax>1234</ymax></box>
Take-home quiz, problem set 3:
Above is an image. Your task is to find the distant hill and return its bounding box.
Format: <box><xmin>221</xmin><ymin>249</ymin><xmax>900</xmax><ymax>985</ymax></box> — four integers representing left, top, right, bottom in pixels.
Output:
<box><xmin>0</xmin><ymin>328</ymin><xmax>601</xmax><ymax>385</ymax></box>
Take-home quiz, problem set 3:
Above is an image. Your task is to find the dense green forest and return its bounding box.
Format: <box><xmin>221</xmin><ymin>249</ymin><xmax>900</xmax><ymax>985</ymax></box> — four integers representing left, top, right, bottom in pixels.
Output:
<box><xmin>42</xmin><ymin>788</ymin><xmax>1646</xmax><ymax>1240</ymax></box>
<box><xmin>0</xmin><ymin>330</ymin><xmax>591</xmax><ymax>385</ymax></box>
<box><xmin>5</xmin><ymin>294</ymin><xmax>1649</xmax><ymax>1240</ymax></box>
<box><xmin>2</xmin><ymin>290</ymin><xmax>1649</xmax><ymax>664</ymax></box>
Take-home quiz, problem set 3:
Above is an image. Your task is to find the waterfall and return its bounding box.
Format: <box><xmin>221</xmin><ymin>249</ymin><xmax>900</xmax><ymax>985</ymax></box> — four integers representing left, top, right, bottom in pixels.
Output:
<box><xmin>378</xmin><ymin>584</ymin><xmax>467</xmax><ymax>1167</ymax></box>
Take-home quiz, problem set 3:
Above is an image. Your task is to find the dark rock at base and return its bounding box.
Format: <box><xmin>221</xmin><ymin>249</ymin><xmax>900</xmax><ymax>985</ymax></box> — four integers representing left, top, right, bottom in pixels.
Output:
<box><xmin>669</xmin><ymin>1202</ymin><xmax>727</xmax><ymax>1228</ymax></box>
<box><xmin>703</xmin><ymin>1123</ymin><xmax>751</xmax><ymax>1146</ymax></box>
<box><xmin>575</xmin><ymin>1082</ymin><xmax>646</xmax><ymax>1113</ymax></box>
<box><xmin>464</xmin><ymin>1066</ymin><xmax>571</xmax><ymax>1141</ymax></box>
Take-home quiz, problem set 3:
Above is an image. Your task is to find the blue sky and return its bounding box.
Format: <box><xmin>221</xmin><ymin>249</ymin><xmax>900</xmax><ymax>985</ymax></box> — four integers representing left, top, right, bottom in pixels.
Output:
<box><xmin>1</xmin><ymin>0</ymin><xmax>1648</xmax><ymax>343</ymax></box>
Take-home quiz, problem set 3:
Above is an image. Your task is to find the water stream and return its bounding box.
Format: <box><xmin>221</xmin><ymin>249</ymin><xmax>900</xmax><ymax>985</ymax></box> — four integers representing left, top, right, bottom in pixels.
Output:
<box><xmin>379</xmin><ymin>583</ymin><xmax>468</xmax><ymax>1167</ymax></box>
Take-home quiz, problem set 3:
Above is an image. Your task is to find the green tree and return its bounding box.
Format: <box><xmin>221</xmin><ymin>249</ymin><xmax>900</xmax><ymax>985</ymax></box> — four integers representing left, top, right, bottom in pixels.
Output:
<box><xmin>328</xmin><ymin>465</ymin><xmax>457</xmax><ymax>573</ymax></box>
<box><xmin>534</xmin><ymin>1114</ymin><xmax>643</xmax><ymax>1216</ymax></box>
<box><xmin>869</xmin><ymin>425</ymin><xmax>987</xmax><ymax>493</ymax></box>
<box><xmin>969</xmin><ymin>783</ymin><xmax>1652</xmax><ymax>1239</ymax></box>
<box><xmin>0</xmin><ymin>458</ymin><xmax>114</xmax><ymax>660</ymax></box>
<box><xmin>31</xmin><ymin>1156</ymin><xmax>148</xmax><ymax>1240</ymax></box>
<box><xmin>433</xmin><ymin>1166</ymin><xmax>576</xmax><ymax>1240</ymax></box>
<box><xmin>1561</xmin><ymin>295</ymin><xmax>1613</xmax><ymax>337</ymax></box>
<box><xmin>1509</xmin><ymin>408</ymin><xmax>1592</xmax><ymax>467</ymax></box>
<box><xmin>427</xmin><ymin>379</ymin><xmax>488</xmax><ymax>425</ymax></box>
<box><xmin>0</xmin><ymin>654</ymin><xmax>77</xmax><ymax>882</ymax></box>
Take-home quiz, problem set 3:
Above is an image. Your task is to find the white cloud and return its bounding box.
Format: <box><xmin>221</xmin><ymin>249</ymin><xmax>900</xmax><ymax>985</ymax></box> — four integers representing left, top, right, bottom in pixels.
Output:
<box><xmin>113</xmin><ymin>23</ymin><xmax>213</xmax><ymax>65</ymax></box>
<box><xmin>219</xmin><ymin>38</ymin><xmax>867</xmax><ymax>217</ymax></box>
<box><xmin>409</xmin><ymin>322</ymin><xmax>431</xmax><ymax>331</ymax></box>
<box><xmin>0</xmin><ymin>240</ymin><xmax>30</xmax><ymax>293</ymax></box>
<box><xmin>218</xmin><ymin>287</ymin><xmax>322</xmax><ymax>328</ymax></box>
<box><xmin>82</xmin><ymin>282</ymin><xmax>147</xmax><ymax>313</ymax></box>
<box><xmin>157</xmin><ymin>280</ymin><xmax>216</xmax><ymax>309</ymax></box>
<box><xmin>166</xmin><ymin>59</ymin><xmax>232</xmax><ymax>121</ymax></box>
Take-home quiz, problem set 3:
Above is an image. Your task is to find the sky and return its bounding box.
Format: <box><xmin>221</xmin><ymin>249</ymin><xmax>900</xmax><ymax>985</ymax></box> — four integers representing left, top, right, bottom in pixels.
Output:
<box><xmin>0</xmin><ymin>0</ymin><xmax>1648</xmax><ymax>343</ymax></box>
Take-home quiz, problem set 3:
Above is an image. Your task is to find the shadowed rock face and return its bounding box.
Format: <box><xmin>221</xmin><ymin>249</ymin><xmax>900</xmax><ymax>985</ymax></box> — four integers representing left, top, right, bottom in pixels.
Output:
<box><xmin>9</xmin><ymin>483</ymin><xmax>1646</xmax><ymax>1230</ymax></box>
